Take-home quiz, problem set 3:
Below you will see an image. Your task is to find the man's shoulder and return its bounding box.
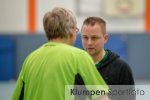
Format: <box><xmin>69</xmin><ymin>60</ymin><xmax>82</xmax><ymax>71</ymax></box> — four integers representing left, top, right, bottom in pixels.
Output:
<box><xmin>67</xmin><ymin>45</ymin><xmax>88</xmax><ymax>54</ymax></box>
<box><xmin>106</xmin><ymin>50</ymin><xmax>130</xmax><ymax>68</ymax></box>
<box><xmin>68</xmin><ymin>46</ymin><xmax>93</xmax><ymax>60</ymax></box>
<box><xmin>106</xmin><ymin>50</ymin><xmax>126</xmax><ymax>65</ymax></box>
<box><xmin>115</xmin><ymin>58</ymin><xmax>129</xmax><ymax>67</ymax></box>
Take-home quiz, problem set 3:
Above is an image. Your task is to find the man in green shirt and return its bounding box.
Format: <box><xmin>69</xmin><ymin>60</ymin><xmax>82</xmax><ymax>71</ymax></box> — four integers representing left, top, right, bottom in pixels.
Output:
<box><xmin>12</xmin><ymin>7</ymin><xmax>109</xmax><ymax>100</ymax></box>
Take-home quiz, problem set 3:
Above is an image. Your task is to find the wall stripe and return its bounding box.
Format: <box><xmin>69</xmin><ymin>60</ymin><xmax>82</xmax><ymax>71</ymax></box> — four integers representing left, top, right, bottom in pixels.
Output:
<box><xmin>146</xmin><ymin>0</ymin><xmax>150</xmax><ymax>32</ymax></box>
<box><xmin>28</xmin><ymin>0</ymin><xmax>36</xmax><ymax>33</ymax></box>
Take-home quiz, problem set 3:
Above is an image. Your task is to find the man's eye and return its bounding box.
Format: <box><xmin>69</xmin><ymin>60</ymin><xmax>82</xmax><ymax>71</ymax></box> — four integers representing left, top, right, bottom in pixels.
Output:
<box><xmin>92</xmin><ymin>37</ymin><xmax>98</xmax><ymax>40</ymax></box>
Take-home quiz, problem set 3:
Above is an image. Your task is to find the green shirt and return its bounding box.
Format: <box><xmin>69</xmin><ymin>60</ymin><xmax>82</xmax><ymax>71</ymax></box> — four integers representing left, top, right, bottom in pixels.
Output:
<box><xmin>12</xmin><ymin>42</ymin><xmax>108</xmax><ymax>100</ymax></box>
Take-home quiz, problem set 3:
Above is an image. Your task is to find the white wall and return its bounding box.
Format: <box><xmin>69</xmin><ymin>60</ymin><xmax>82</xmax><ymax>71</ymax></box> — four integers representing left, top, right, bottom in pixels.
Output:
<box><xmin>0</xmin><ymin>0</ymin><xmax>145</xmax><ymax>34</ymax></box>
<box><xmin>0</xmin><ymin>0</ymin><xmax>27</xmax><ymax>33</ymax></box>
<box><xmin>37</xmin><ymin>0</ymin><xmax>76</xmax><ymax>33</ymax></box>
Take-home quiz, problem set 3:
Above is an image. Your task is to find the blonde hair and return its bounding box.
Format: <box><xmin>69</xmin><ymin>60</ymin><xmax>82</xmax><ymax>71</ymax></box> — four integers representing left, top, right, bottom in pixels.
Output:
<box><xmin>43</xmin><ymin>7</ymin><xmax>77</xmax><ymax>40</ymax></box>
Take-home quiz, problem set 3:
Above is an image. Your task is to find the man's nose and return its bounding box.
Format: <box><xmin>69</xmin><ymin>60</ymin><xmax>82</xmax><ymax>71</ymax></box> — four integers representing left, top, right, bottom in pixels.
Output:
<box><xmin>87</xmin><ymin>39</ymin><xmax>92</xmax><ymax>45</ymax></box>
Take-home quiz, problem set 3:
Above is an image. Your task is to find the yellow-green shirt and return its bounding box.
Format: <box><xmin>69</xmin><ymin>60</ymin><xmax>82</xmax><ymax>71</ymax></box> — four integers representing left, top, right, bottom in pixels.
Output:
<box><xmin>12</xmin><ymin>42</ymin><xmax>108</xmax><ymax>100</ymax></box>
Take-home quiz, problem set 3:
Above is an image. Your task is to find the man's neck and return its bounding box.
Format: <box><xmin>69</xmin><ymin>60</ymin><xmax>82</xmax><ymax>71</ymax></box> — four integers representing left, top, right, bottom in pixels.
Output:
<box><xmin>93</xmin><ymin>49</ymin><xmax>106</xmax><ymax>64</ymax></box>
<box><xmin>49</xmin><ymin>38</ymin><xmax>70</xmax><ymax>45</ymax></box>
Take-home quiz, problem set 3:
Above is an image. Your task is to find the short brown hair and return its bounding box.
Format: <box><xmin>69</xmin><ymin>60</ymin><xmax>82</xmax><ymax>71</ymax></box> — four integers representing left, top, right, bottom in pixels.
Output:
<box><xmin>43</xmin><ymin>7</ymin><xmax>77</xmax><ymax>40</ymax></box>
<box><xmin>82</xmin><ymin>17</ymin><xmax>106</xmax><ymax>34</ymax></box>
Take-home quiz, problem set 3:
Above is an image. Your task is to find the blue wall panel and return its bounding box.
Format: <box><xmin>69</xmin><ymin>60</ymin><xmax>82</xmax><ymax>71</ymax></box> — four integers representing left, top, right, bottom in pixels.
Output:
<box><xmin>0</xmin><ymin>36</ymin><xmax>15</xmax><ymax>80</ymax></box>
<box><xmin>105</xmin><ymin>34</ymin><xmax>127</xmax><ymax>60</ymax></box>
<box><xmin>1</xmin><ymin>34</ymin><xmax>150</xmax><ymax>80</ymax></box>
<box><xmin>74</xmin><ymin>34</ymin><xmax>82</xmax><ymax>49</ymax></box>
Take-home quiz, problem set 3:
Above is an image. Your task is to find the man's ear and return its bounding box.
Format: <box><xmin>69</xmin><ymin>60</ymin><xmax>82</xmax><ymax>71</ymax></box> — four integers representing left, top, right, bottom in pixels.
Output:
<box><xmin>69</xmin><ymin>29</ymin><xmax>77</xmax><ymax>38</ymax></box>
<box><xmin>104</xmin><ymin>34</ymin><xmax>108</xmax><ymax>44</ymax></box>
<box><xmin>69</xmin><ymin>32</ymin><xmax>73</xmax><ymax>37</ymax></box>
